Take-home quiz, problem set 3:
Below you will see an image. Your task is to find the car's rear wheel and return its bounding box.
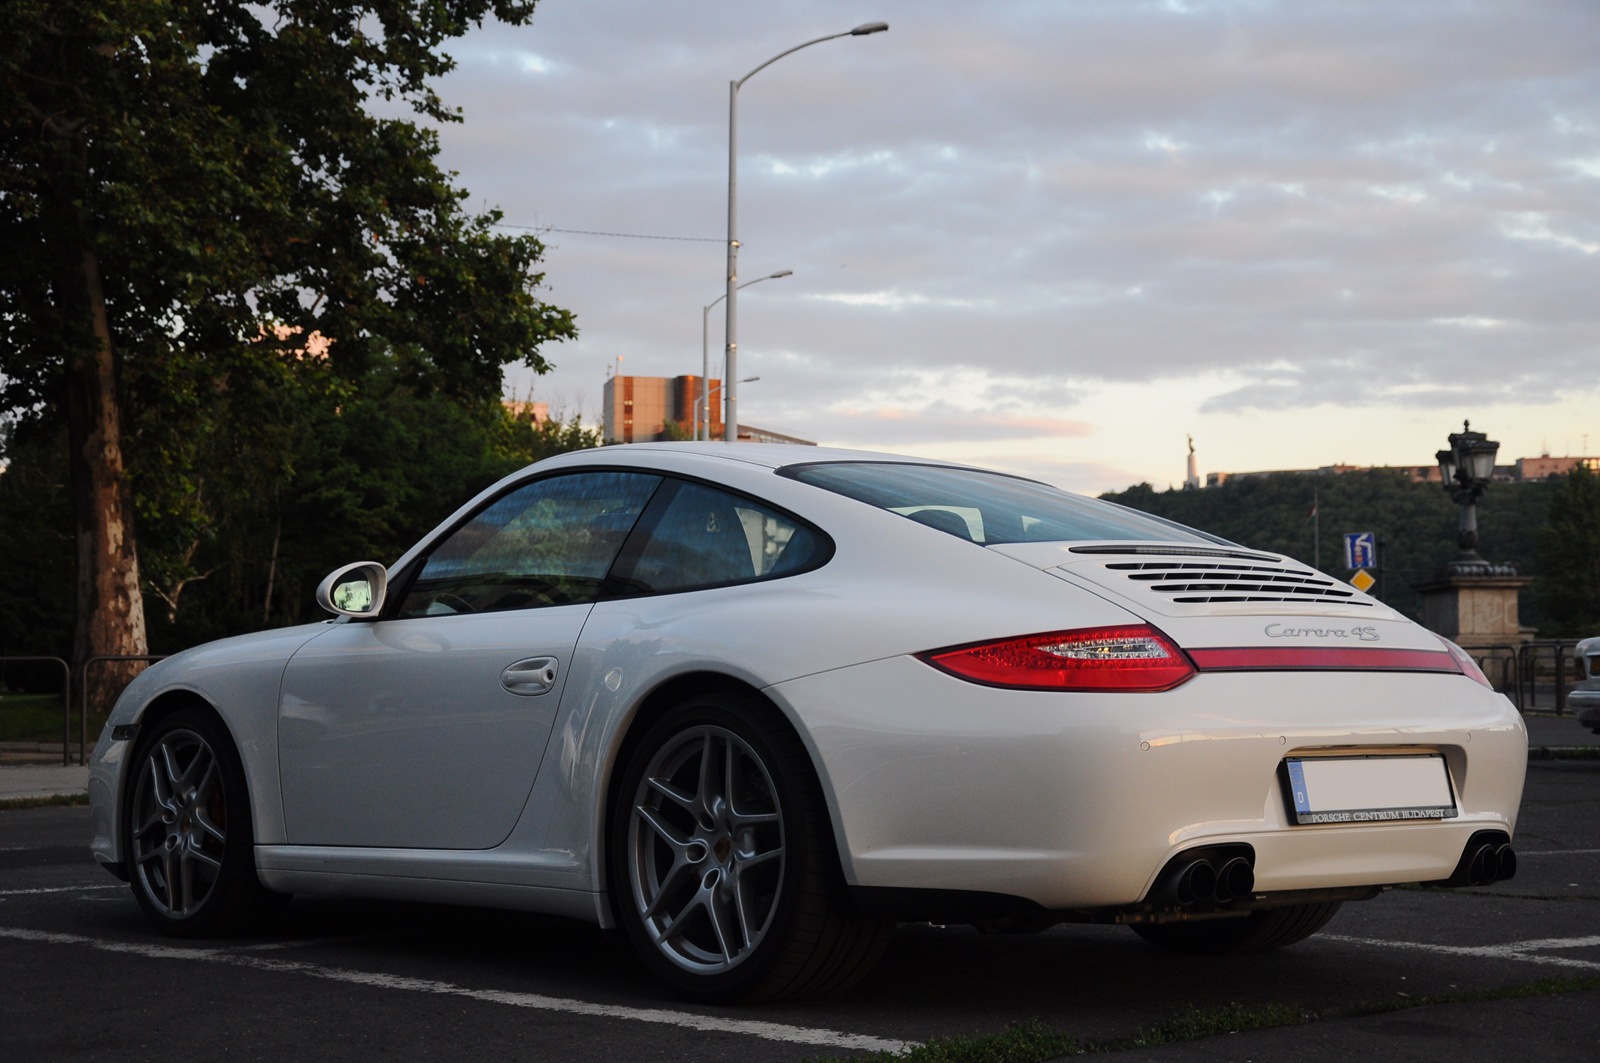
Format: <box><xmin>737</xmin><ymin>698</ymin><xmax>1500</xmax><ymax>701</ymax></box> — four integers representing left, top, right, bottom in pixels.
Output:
<box><xmin>609</xmin><ymin>692</ymin><xmax>891</xmax><ymax>1001</ymax></box>
<box><xmin>1130</xmin><ymin>902</ymin><xmax>1343</xmax><ymax>955</ymax></box>
<box><xmin>124</xmin><ymin>707</ymin><xmax>282</xmax><ymax>936</ymax></box>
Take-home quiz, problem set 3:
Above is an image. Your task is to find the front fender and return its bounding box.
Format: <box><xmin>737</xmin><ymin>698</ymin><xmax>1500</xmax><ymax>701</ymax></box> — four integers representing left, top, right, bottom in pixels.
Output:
<box><xmin>89</xmin><ymin>623</ymin><xmax>333</xmax><ymax>871</ymax></box>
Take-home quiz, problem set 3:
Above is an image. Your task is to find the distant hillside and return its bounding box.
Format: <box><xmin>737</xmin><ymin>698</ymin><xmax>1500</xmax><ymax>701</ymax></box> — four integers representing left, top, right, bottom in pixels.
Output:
<box><xmin>1100</xmin><ymin>470</ymin><xmax>1554</xmax><ymax>626</ymax></box>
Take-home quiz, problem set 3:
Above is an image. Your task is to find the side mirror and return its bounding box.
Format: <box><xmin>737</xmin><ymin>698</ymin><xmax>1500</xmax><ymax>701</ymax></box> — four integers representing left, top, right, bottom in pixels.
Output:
<box><xmin>315</xmin><ymin>562</ymin><xmax>389</xmax><ymax>618</ymax></box>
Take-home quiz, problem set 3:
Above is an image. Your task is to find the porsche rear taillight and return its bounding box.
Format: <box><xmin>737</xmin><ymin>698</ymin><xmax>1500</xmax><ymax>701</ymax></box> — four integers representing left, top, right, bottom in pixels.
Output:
<box><xmin>921</xmin><ymin>624</ymin><xmax>1196</xmax><ymax>692</ymax></box>
<box><xmin>1437</xmin><ymin>636</ymin><xmax>1494</xmax><ymax>688</ymax></box>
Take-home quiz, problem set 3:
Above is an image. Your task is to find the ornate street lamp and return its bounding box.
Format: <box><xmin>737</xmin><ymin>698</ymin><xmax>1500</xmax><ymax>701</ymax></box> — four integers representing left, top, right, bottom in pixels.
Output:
<box><xmin>1435</xmin><ymin>420</ymin><xmax>1512</xmax><ymax>575</ymax></box>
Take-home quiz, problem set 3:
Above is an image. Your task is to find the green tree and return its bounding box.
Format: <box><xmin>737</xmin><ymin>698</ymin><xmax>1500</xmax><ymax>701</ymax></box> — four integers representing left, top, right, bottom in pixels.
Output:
<box><xmin>1</xmin><ymin>0</ymin><xmax>575</xmax><ymax>677</ymax></box>
<box><xmin>2</xmin><ymin>380</ymin><xmax>602</xmax><ymax>660</ymax></box>
<box><xmin>0</xmin><ymin>419</ymin><xmax>75</xmax><ymax>660</ymax></box>
<box><xmin>1534</xmin><ymin>466</ymin><xmax>1600</xmax><ymax>637</ymax></box>
<box><xmin>151</xmin><ymin>379</ymin><xmax>600</xmax><ymax>646</ymax></box>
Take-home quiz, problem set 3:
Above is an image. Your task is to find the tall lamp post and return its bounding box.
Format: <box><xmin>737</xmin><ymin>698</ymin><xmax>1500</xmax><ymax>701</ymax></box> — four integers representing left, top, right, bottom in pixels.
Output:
<box><xmin>724</xmin><ymin>21</ymin><xmax>888</xmax><ymax>442</ymax></box>
<box><xmin>1435</xmin><ymin>419</ymin><xmax>1511</xmax><ymax>576</ymax></box>
<box><xmin>694</xmin><ymin>377</ymin><xmax>760</xmax><ymax>442</ymax></box>
<box><xmin>701</xmin><ymin>270</ymin><xmax>791</xmax><ymax>440</ymax></box>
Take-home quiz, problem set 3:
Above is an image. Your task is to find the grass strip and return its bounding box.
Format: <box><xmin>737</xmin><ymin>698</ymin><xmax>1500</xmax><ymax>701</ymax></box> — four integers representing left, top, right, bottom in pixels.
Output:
<box><xmin>1528</xmin><ymin>746</ymin><xmax>1600</xmax><ymax>761</ymax></box>
<box><xmin>0</xmin><ymin>792</ymin><xmax>90</xmax><ymax>812</ymax></box>
<box><xmin>805</xmin><ymin>973</ymin><xmax>1600</xmax><ymax>1062</ymax></box>
<box><xmin>1090</xmin><ymin>1001</ymin><xmax>1305</xmax><ymax>1051</ymax></box>
<box><xmin>1333</xmin><ymin>972</ymin><xmax>1600</xmax><ymax>1023</ymax></box>
<box><xmin>805</xmin><ymin>1020</ymin><xmax>1080</xmax><ymax>1063</ymax></box>
<box><xmin>1394</xmin><ymin>881</ymin><xmax>1600</xmax><ymax>902</ymax></box>
<box><xmin>0</xmin><ymin>693</ymin><xmax>105</xmax><ymax>745</ymax></box>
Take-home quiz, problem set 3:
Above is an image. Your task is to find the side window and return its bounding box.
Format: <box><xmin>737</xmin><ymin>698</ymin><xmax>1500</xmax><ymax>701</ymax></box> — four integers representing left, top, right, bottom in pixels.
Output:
<box><xmin>398</xmin><ymin>471</ymin><xmax>662</xmax><ymax>618</ymax></box>
<box><xmin>611</xmin><ymin>480</ymin><xmax>826</xmax><ymax>595</ymax></box>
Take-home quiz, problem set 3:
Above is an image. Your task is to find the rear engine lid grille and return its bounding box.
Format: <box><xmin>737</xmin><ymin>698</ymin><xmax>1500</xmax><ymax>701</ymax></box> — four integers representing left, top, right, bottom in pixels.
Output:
<box><xmin>1103</xmin><ymin>559</ymin><xmax>1366</xmax><ymax>606</ymax></box>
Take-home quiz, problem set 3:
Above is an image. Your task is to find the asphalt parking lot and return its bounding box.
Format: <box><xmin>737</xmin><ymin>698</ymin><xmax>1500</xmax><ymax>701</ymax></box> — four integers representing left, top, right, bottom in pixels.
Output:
<box><xmin>2</xmin><ymin>756</ymin><xmax>1597</xmax><ymax>1062</ymax></box>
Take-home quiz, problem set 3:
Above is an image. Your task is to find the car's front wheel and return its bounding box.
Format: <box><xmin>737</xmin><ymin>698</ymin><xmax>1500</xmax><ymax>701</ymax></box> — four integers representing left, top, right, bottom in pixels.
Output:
<box><xmin>123</xmin><ymin>707</ymin><xmax>282</xmax><ymax>936</ymax></box>
<box><xmin>609</xmin><ymin>692</ymin><xmax>891</xmax><ymax>1001</ymax></box>
<box><xmin>1130</xmin><ymin>902</ymin><xmax>1343</xmax><ymax>955</ymax></box>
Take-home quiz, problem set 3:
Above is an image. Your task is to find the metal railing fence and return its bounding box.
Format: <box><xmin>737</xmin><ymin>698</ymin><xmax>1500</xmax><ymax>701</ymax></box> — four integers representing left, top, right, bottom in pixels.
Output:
<box><xmin>1467</xmin><ymin>644</ymin><xmax>1522</xmax><ymax>705</ymax></box>
<box><xmin>1516</xmin><ymin>640</ymin><xmax>1586</xmax><ymax>715</ymax></box>
<box><xmin>0</xmin><ymin>657</ymin><xmax>72</xmax><ymax>766</ymax></box>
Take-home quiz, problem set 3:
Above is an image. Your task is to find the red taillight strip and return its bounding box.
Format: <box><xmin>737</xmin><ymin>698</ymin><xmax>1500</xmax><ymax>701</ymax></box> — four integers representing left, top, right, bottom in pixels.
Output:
<box><xmin>920</xmin><ymin>624</ymin><xmax>1197</xmax><ymax>692</ymax></box>
<box><xmin>1188</xmin><ymin>647</ymin><xmax>1461</xmax><ymax>674</ymax></box>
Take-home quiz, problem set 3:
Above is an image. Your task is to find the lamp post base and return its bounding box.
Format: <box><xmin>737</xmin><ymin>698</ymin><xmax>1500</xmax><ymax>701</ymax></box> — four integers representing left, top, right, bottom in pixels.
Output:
<box><xmin>1413</xmin><ymin>572</ymin><xmax>1531</xmax><ymax>651</ymax></box>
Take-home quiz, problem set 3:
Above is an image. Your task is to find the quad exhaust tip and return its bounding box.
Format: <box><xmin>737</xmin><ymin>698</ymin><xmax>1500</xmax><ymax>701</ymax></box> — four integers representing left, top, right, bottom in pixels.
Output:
<box><xmin>1172</xmin><ymin>855</ymin><xmax>1256</xmax><ymax>906</ymax></box>
<box><xmin>1467</xmin><ymin>841</ymin><xmax>1517</xmax><ymax>886</ymax></box>
<box><xmin>1174</xmin><ymin>859</ymin><xmax>1217</xmax><ymax>904</ymax></box>
<box><xmin>1149</xmin><ymin>845</ymin><xmax>1256</xmax><ymax>909</ymax></box>
<box><xmin>1216</xmin><ymin>856</ymin><xmax>1255</xmax><ymax>903</ymax></box>
<box><xmin>1426</xmin><ymin>830</ymin><xmax>1517</xmax><ymax>888</ymax></box>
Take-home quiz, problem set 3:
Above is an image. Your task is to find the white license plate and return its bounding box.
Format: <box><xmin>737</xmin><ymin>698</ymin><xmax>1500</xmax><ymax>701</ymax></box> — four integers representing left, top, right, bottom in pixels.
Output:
<box><xmin>1283</xmin><ymin>755</ymin><xmax>1457</xmax><ymax>825</ymax></box>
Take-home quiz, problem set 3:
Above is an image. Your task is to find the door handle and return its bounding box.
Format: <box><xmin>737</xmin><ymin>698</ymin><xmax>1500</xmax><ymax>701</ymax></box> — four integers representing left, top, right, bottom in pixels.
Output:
<box><xmin>501</xmin><ymin>656</ymin><xmax>559</xmax><ymax>696</ymax></box>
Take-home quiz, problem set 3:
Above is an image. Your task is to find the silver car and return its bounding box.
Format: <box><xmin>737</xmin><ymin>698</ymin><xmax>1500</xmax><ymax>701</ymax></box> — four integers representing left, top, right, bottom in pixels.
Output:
<box><xmin>1571</xmin><ymin>635</ymin><xmax>1600</xmax><ymax>734</ymax></box>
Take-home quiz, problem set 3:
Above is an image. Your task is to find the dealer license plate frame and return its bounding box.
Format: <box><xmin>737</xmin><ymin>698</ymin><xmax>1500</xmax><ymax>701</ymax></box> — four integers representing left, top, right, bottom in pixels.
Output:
<box><xmin>1279</xmin><ymin>753</ymin><xmax>1458</xmax><ymax>826</ymax></box>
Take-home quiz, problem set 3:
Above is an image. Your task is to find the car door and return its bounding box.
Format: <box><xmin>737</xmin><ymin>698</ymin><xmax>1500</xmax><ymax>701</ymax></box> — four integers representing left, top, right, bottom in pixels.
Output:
<box><xmin>278</xmin><ymin>469</ymin><xmax>662</xmax><ymax>850</ymax></box>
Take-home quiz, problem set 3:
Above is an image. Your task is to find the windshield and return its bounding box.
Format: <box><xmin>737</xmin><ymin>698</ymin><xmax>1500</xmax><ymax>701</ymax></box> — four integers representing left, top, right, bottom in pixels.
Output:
<box><xmin>780</xmin><ymin>462</ymin><xmax>1218</xmax><ymax>546</ymax></box>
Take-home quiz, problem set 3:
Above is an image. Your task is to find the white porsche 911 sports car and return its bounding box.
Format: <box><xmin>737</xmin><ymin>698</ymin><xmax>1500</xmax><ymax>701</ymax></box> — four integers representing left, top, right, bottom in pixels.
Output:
<box><xmin>89</xmin><ymin>444</ymin><xmax>1527</xmax><ymax>1001</ymax></box>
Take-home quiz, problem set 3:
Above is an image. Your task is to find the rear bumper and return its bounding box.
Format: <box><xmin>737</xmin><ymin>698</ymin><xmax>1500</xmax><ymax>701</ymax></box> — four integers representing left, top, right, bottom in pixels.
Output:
<box><xmin>1570</xmin><ymin>687</ymin><xmax>1600</xmax><ymax>729</ymax></box>
<box><xmin>770</xmin><ymin>657</ymin><xmax>1526</xmax><ymax>911</ymax></box>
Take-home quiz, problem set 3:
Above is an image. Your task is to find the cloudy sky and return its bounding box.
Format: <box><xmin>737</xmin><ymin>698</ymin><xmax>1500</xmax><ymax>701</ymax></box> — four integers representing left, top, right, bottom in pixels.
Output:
<box><xmin>416</xmin><ymin>0</ymin><xmax>1599</xmax><ymax>492</ymax></box>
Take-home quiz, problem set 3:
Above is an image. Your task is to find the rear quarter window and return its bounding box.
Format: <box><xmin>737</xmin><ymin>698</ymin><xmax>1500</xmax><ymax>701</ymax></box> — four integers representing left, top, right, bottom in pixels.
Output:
<box><xmin>607</xmin><ymin>478</ymin><xmax>831</xmax><ymax>595</ymax></box>
<box><xmin>780</xmin><ymin>461</ymin><xmax>1219</xmax><ymax>546</ymax></box>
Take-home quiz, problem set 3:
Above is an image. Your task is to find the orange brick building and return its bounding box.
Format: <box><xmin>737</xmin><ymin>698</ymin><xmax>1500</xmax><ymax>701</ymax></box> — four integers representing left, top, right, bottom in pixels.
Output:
<box><xmin>602</xmin><ymin>375</ymin><xmax>719</xmax><ymax>443</ymax></box>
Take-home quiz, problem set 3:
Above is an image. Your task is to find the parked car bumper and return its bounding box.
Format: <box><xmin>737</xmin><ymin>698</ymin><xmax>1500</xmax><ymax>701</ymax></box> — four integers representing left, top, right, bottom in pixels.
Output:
<box><xmin>1570</xmin><ymin>683</ymin><xmax>1600</xmax><ymax>731</ymax></box>
<box><xmin>770</xmin><ymin>656</ymin><xmax>1527</xmax><ymax>911</ymax></box>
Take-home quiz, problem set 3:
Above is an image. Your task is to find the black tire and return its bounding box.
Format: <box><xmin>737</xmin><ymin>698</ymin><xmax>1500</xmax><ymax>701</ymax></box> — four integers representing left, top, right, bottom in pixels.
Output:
<box><xmin>608</xmin><ymin>691</ymin><xmax>892</xmax><ymax>1002</ymax></box>
<box><xmin>1131</xmin><ymin>902</ymin><xmax>1342</xmax><ymax>955</ymax></box>
<box><xmin>123</xmin><ymin>707</ymin><xmax>284</xmax><ymax>936</ymax></box>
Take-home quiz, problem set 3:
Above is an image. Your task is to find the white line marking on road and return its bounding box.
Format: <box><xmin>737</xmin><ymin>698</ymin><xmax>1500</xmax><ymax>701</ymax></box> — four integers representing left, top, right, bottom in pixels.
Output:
<box><xmin>1518</xmin><ymin>849</ymin><xmax>1600</xmax><ymax>857</ymax></box>
<box><xmin>1324</xmin><ymin>934</ymin><xmax>1600</xmax><ymax>971</ymax></box>
<box><xmin>0</xmin><ymin>885</ymin><xmax>121</xmax><ymax>896</ymax></box>
<box><xmin>0</xmin><ymin>927</ymin><xmax>911</xmax><ymax>1053</ymax></box>
<box><xmin>1486</xmin><ymin>935</ymin><xmax>1600</xmax><ymax>951</ymax></box>
<box><xmin>231</xmin><ymin>935</ymin><xmax>390</xmax><ymax>952</ymax></box>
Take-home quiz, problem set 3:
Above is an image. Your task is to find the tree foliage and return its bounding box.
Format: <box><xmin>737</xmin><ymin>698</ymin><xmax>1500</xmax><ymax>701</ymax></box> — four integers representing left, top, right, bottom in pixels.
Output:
<box><xmin>1102</xmin><ymin>471</ymin><xmax>1555</xmax><ymax>625</ymax></box>
<box><xmin>0</xmin><ymin>387</ymin><xmax>601</xmax><ymax>659</ymax></box>
<box><xmin>1534</xmin><ymin>466</ymin><xmax>1600</xmax><ymax>637</ymax></box>
<box><xmin>0</xmin><ymin>0</ymin><xmax>578</xmax><ymax>667</ymax></box>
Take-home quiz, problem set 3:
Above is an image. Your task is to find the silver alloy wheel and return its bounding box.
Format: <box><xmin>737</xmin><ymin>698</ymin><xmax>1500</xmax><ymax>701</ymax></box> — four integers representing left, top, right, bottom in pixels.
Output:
<box><xmin>130</xmin><ymin>728</ymin><xmax>227</xmax><ymax>918</ymax></box>
<box><xmin>627</xmin><ymin>725</ymin><xmax>785</xmax><ymax>973</ymax></box>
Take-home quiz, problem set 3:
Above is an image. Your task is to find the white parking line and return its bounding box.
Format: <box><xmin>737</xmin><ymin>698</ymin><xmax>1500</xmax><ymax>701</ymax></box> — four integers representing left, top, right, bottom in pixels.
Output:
<box><xmin>231</xmin><ymin>935</ymin><xmax>391</xmax><ymax>952</ymax></box>
<box><xmin>0</xmin><ymin>885</ymin><xmax>121</xmax><ymax>896</ymax></box>
<box><xmin>0</xmin><ymin>927</ymin><xmax>911</xmax><ymax>1053</ymax></box>
<box><xmin>1324</xmin><ymin>933</ymin><xmax>1600</xmax><ymax>971</ymax></box>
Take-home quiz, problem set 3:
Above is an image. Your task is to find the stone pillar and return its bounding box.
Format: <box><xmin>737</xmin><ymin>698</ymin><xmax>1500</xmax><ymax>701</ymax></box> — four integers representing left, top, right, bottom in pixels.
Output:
<box><xmin>1413</xmin><ymin>574</ymin><xmax>1532</xmax><ymax>652</ymax></box>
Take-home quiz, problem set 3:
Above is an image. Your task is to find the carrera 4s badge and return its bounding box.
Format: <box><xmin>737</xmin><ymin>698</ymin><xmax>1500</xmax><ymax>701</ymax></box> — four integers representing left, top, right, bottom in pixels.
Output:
<box><xmin>1264</xmin><ymin>623</ymin><xmax>1380</xmax><ymax>641</ymax></box>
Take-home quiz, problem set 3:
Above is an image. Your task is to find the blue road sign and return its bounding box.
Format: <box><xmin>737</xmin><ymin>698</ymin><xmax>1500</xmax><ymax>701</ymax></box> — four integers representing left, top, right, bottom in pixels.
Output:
<box><xmin>1344</xmin><ymin>532</ymin><xmax>1376</xmax><ymax>570</ymax></box>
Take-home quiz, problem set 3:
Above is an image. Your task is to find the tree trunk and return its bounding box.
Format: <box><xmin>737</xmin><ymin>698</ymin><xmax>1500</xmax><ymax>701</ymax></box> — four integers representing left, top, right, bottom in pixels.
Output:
<box><xmin>64</xmin><ymin>241</ymin><xmax>148</xmax><ymax>715</ymax></box>
<box><xmin>262</xmin><ymin>505</ymin><xmax>282</xmax><ymax>625</ymax></box>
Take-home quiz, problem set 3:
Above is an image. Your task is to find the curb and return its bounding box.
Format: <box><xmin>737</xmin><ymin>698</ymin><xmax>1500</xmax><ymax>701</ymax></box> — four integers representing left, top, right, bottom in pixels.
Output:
<box><xmin>1529</xmin><ymin>746</ymin><xmax>1600</xmax><ymax>761</ymax></box>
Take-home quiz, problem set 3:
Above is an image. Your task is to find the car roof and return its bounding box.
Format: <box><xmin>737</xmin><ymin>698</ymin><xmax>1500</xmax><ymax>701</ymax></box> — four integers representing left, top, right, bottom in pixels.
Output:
<box><xmin>385</xmin><ymin>442</ymin><xmax>1017</xmax><ymax>579</ymax></box>
<box><xmin>602</xmin><ymin>441</ymin><xmax>996</xmax><ymax>474</ymax></box>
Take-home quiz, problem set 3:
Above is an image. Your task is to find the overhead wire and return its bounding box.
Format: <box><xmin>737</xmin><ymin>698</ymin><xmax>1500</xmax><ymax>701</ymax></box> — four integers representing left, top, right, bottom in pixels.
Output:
<box><xmin>493</xmin><ymin>223</ymin><xmax>721</xmax><ymax>243</ymax></box>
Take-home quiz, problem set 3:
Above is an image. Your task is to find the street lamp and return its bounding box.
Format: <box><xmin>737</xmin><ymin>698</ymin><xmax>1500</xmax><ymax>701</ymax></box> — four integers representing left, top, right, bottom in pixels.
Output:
<box><xmin>701</xmin><ymin>270</ymin><xmax>791</xmax><ymax>440</ymax></box>
<box><xmin>694</xmin><ymin>377</ymin><xmax>759</xmax><ymax>441</ymax></box>
<box><xmin>1435</xmin><ymin>419</ymin><xmax>1506</xmax><ymax>573</ymax></box>
<box><xmin>723</xmin><ymin>21</ymin><xmax>888</xmax><ymax>442</ymax></box>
